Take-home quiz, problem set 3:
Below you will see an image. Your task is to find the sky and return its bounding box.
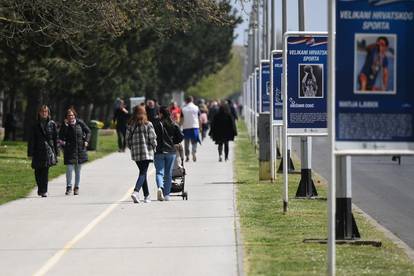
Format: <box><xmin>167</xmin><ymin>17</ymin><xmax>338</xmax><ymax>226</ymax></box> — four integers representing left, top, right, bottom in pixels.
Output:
<box><xmin>232</xmin><ymin>0</ymin><xmax>328</xmax><ymax>46</ymax></box>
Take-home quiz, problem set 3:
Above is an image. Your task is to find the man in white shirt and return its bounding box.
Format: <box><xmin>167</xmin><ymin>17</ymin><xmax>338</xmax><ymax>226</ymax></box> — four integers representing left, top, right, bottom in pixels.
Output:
<box><xmin>181</xmin><ymin>96</ymin><xmax>200</xmax><ymax>162</ymax></box>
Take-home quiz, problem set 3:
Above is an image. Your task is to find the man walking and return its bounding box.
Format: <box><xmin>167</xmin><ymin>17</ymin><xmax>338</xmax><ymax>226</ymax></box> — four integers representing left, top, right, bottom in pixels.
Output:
<box><xmin>181</xmin><ymin>96</ymin><xmax>200</xmax><ymax>162</ymax></box>
<box><xmin>113</xmin><ymin>99</ymin><xmax>129</xmax><ymax>152</ymax></box>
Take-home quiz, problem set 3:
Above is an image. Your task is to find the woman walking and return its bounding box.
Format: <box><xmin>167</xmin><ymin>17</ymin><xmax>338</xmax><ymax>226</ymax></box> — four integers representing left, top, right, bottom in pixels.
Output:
<box><xmin>126</xmin><ymin>105</ymin><xmax>157</xmax><ymax>203</ymax></box>
<box><xmin>209</xmin><ymin>103</ymin><xmax>237</xmax><ymax>162</ymax></box>
<box><xmin>28</xmin><ymin>105</ymin><xmax>59</xmax><ymax>197</ymax></box>
<box><xmin>153</xmin><ymin>106</ymin><xmax>183</xmax><ymax>201</ymax></box>
<box><xmin>59</xmin><ymin>107</ymin><xmax>91</xmax><ymax>195</ymax></box>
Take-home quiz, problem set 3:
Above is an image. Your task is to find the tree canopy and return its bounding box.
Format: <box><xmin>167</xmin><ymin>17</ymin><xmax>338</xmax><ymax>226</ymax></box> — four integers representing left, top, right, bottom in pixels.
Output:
<box><xmin>0</xmin><ymin>1</ymin><xmax>241</xmax><ymax>138</ymax></box>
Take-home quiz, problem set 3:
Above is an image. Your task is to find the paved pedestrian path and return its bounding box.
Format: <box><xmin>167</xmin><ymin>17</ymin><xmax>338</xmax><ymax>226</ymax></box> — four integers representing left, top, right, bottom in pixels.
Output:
<box><xmin>0</xmin><ymin>138</ymin><xmax>241</xmax><ymax>276</ymax></box>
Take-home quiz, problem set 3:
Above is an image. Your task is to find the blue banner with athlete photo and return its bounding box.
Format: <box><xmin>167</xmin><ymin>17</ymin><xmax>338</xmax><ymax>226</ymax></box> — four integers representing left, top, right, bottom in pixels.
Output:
<box><xmin>272</xmin><ymin>52</ymin><xmax>283</xmax><ymax>123</ymax></box>
<box><xmin>336</xmin><ymin>0</ymin><xmax>414</xmax><ymax>150</ymax></box>
<box><xmin>260</xmin><ymin>61</ymin><xmax>270</xmax><ymax>113</ymax></box>
<box><xmin>286</xmin><ymin>35</ymin><xmax>328</xmax><ymax>134</ymax></box>
<box><xmin>255</xmin><ymin>68</ymin><xmax>260</xmax><ymax>112</ymax></box>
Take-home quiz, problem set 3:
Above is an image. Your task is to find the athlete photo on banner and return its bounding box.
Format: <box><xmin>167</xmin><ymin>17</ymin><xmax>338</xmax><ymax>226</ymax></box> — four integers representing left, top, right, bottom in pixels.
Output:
<box><xmin>299</xmin><ymin>64</ymin><xmax>324</xmax><ymax>98</ymax></box>
<box><xmin>275</xmin><ymin>77</ymin><xmax>282</xmax><ymax>103</ymax></box>
<box><xmin>260</xmin><ymin>61</ymin><xmax>270</xmax><ymax>113</ymax></box>
<box><xmin>272</xmin><ymin>51</ymin><xmax>283</xmax><ymax>124</ymax></box>
<box><xmin>285</xmin><ymin>34</ymin><xmax>328</xmax><ymax>134</ymax></box>
<box><xmin>354</xmin><ymin>34</ymin><xmax>396</xmax><ymax>94</ymax></box>
<box><xmin>266</xmin><ymin>81</ymin><xmax>270</xmax><ymax>96</ymax></box>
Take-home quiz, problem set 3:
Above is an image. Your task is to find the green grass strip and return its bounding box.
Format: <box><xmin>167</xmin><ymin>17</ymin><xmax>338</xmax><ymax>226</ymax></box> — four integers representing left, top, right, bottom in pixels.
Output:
<box><xmin>0</xmin><ymin>131</ymin><xmax>117</xmax><ymax>205</ymax></box>
<box><xmin>235</xmin><ymin>121</ymin><xmax>414</xmax><ymax>275</ymax></box>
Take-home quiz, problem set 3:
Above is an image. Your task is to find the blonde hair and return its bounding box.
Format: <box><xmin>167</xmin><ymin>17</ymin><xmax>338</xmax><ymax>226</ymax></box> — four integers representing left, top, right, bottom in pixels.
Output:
<box><xmin>37</xmin><ymin>105</ymin><xmax>51</xmax><ymax>120</ymax></box>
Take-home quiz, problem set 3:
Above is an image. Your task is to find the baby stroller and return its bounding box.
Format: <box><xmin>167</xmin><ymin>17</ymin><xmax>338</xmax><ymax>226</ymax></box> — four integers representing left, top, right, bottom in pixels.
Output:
<box><xmin>171</xmin><ymin>143</ymin><xmax>188</xmax><ymax>200</ymax></box>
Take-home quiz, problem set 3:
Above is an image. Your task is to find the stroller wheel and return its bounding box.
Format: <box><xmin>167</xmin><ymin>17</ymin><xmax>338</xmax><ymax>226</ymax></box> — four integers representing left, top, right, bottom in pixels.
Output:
<box><xmin>183</xmin><ymin>191</ymin><xmax>188</xmax><ymax>200</ymax></box>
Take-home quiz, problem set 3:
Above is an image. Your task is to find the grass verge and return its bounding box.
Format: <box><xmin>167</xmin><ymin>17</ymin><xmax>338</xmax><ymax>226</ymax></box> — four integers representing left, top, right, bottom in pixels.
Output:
<box><xmin>0</xmin><ymin>131</ymin><xmax>117</xmax><ymax>205</ymax></box>
<box><xmin>235</xmin><ymin>121</ymin><xmax>414</xmax><ymax>275</ymax></box>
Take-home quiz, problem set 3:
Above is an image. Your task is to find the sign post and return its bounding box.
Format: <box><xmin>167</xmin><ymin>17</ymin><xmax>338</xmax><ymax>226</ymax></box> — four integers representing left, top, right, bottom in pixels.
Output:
<box><xmin>329</xmin><ymin>1</ymin><xmax>414</xmax><ymax>274</ymax></box>
<box><xmin>283</xmin><ymin>32</ymin><xmax>328</xmax><ymax>210</ymax></box>
<box><xmin>259</xmin><ymin>60</ymin><xmax>272</xmax><ymax>180</ymax></box>
<box><xmin>270</xmin><ymin>50</ymin><xmax>284</xmax><ymax>180</ymax></box>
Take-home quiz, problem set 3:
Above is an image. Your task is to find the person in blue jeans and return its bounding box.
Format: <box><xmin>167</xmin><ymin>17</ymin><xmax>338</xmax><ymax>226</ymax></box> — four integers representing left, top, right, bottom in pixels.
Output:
<box><xmin>126</xmin><ymin>105</ymin><xmax>157</xmax><ymax>203</ymax></box>
<box><xmin>153</xmin><ymin>106</ymin><xmax>183</xmax><ymax>201</ymax></box>
<box><xmin>59</xmin><ymin>107</ymin><xmax>91</xmax><ymax>196</ymax></box>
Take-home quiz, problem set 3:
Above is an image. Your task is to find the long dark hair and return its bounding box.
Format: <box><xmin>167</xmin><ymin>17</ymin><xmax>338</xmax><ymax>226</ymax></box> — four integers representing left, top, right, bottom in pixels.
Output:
<box><xmin>159</xmin><ymin>106</ymin><xmax>173</xmax><ymax>125</ymax></box>
<box><xmin>219</xmin><ymin>103</ymin><xmax>231</xmax><ymax>115</ymax></box>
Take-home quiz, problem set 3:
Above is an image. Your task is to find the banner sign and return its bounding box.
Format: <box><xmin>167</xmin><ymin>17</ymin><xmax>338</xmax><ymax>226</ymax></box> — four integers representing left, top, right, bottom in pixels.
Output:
<box><xmin>286</xmin><ymin>34</ymin><xmax>328</xmax><ymax>135</ymax></box>
<box><xmin>260</xmin><ymin>60</ymin><xmax>270</xmax><ymax>113</ymax></box>
<box><xmin>336</xmin><ymin>0</ymin><xmax>414</xmax><ymax>151</ymax></box>
<box><xmin>272</xmin><ymin>52</ymin><xmax>283</xmax><ymax>124</ymax></box>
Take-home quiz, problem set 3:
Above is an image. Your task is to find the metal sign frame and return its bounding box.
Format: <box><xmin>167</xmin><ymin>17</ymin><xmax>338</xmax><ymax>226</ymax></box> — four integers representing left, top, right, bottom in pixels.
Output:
<box><xmin>282</xmin><ymin>31</ymin><xmax>329</xmax><ymax>214</ymax></box>
<box><xmin>283</xmin><ymin>31</ymin><xmax>329</xmax><ymax>137</ymax></box>
<box><xmin>334</xmin><ymin>0</ymin><xmax>414</xmax><ymax>156</ymax></box>
<box><xmin>260</xmin><ymin>60</ymin><xmax>271</xmax><ymax>114</ymax></box>
<box><xmin>328</xmin><ymin>1</ymin><xmax>414</xmax><ymax>275</ymax></box>
<box><xmin>270</xmin><ymin>50</ymin><xmax>283</xmax><ymax>181</ymax></box>
<box><xmin>254</xmin><ymin>68</ymin><xmax>260</xmax><ymax>145</ymax></box>
<box><xmin>271</xmin><ymin>50</ymin><xmax>284</xmax><ymax>126</ymax></box>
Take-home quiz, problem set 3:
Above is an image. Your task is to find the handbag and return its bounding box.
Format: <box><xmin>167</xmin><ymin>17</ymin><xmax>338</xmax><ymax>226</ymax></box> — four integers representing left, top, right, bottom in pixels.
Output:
<box><xmin>39</xmin><ymin>123</ymin><xmax>58</xmax><ymax>167</ymax></box>
<box><xmin>45</xmin><ymin>142</ymin><xmax>58</xmax><ymax>166</ymax></box>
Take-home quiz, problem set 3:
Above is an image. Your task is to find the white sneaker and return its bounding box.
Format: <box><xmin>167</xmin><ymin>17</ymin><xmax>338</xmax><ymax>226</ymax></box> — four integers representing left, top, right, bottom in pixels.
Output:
<box><xmin>164</xmin><ymin>195</ymin><xmax>171</xmax><ymax>201</ymax></box>
<box><xmin>144</xmin><ymin>196</ymin><xmax>151</xmax><ymax>203</ymax></box>
<box><xmin>157</xmin><ymin>188</ymin><xmax>164</xmax><ymax>201</ymax></box>
<box><xmin>131</xmin><ymin>192</ymin><xmax>140</xmax><ymax>203</ymax></box>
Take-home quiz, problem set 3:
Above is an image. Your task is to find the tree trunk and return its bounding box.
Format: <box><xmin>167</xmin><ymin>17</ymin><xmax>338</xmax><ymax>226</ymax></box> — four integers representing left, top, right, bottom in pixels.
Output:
<box><xmin>0</xmin><ymin>91</ymin><xmax>4</xmax><ymax>128</ymax></box>
<box><xmin>104</xmin><ymin>102</ymin><xmax>113</xmax><ymax>127</ymax></box>
<box><xmin>23</xmin><ymin>88</ymin><xmax>41</xmax><ymax>141</ymax></box>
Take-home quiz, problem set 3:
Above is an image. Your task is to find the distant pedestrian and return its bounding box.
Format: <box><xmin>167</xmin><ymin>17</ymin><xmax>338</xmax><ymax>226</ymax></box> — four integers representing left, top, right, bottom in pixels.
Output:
<box><xmin>27</xmin><ymin>105</ymin><xmax>59</xmax><ymax>197</ymax></box>
<box><xmin>199</xmin><ymin>104</ymin><xmax>209</xmax><ymax>141</ymax></box>
<box><xmin>181</xmin><ymin>96</ymin><xmax>200</xmax><ymax>162</ymax></box>
<box><xmin>113</xmin><ymin>99</ymin><xmax>130</xmax><ymax>152</ymax></box>
<box><xmin>169</xmin><ymin>101</ymin><xmax>182</xmax><ymax>124</ymax></box>
<box><xmin>153</xmin><ymin>106</ymin><xmax>183</xmax><ymax>201</ymax></box>
<box><xmin>209</xmin><ymin>103</ymin><xmax>237</xmax><ymax>162</ymax></box>
<box><xmin>208</xmin><ymin>101</ymin><xmax>219</xmax><ymax>126</ymax></box>
<box><xmin>59</xmin><ymin>107</ymin><xmax>91</xmax><ymax>196</ymax></box>
<box><xmin>4</xmin><ymin>112</ymin><xmax>17</xmax><ymax>141</ymax></box>
<box><xmin>126</xmin><ymin>105</ymin><xmax>157</xmax><ymax>203</ymax></box>
<box><xmin>227</xmin><ymin>99</ymin><xmax>238</xmax><ymax>121</ymax></box>
<box><xmin>145</xmin><ymin>99</ymin><xmax>159</xmax><ymax>123</ymax></box>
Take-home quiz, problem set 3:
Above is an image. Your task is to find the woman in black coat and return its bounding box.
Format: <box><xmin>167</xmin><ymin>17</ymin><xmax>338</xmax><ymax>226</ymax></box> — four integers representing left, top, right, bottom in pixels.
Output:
<box><xmin>27</xmin><ymin>105</ymin><xmax>59</xmax><ymax>197</ymax></box>
<box><xmin>209</xmin><ymin>103</ymin><xmax>237</xmax><ymax>162</ymax></box>
<box><xmin>59</xmin><ymin>107</ymin><xmax>91</xmax><ymax>195</ymax></box>
<box><xmin>152</xmin><ymin>106</ymin><xmax>183</xmax><ymax>201</ymax></box>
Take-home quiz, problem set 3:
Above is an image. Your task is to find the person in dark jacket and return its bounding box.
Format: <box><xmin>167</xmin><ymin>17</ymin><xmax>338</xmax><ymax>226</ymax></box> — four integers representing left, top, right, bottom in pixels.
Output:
<box><xmin>27</xmin><ymin>105</ymin><xmax>59</xmax><ymax>197</ymax></box>
<box><xmin>4</xmin><ymin>112</ymin><xmax>17</xmax><ymax>141</ymax></box>
<box><xmin>59</xmin><ymin>107</ymin><xmax>91</xmax><ymax>195</ymax></box>
<box><xmin>226</xmin><ymin>99</ymin><xmax>239</xmax><ymax>121</ymax></box>
<box><xmin>152</xmin><ymin>106</ymin><xmax>183</xmax><ymax>201</ymax></box>
<box><xmin>209</xmin><ymin>103</ymin><xmax>237</xmax><ymax>162</ymax></box>
<box><xmin>145</xmin><ymin>99</ymin><xmax>159</xmax><ymax>123</ymax></box>
<box><xmin>113</xmin><ymin>99</ymin><xmax>130</xmax><ymax>152</ymax></box>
